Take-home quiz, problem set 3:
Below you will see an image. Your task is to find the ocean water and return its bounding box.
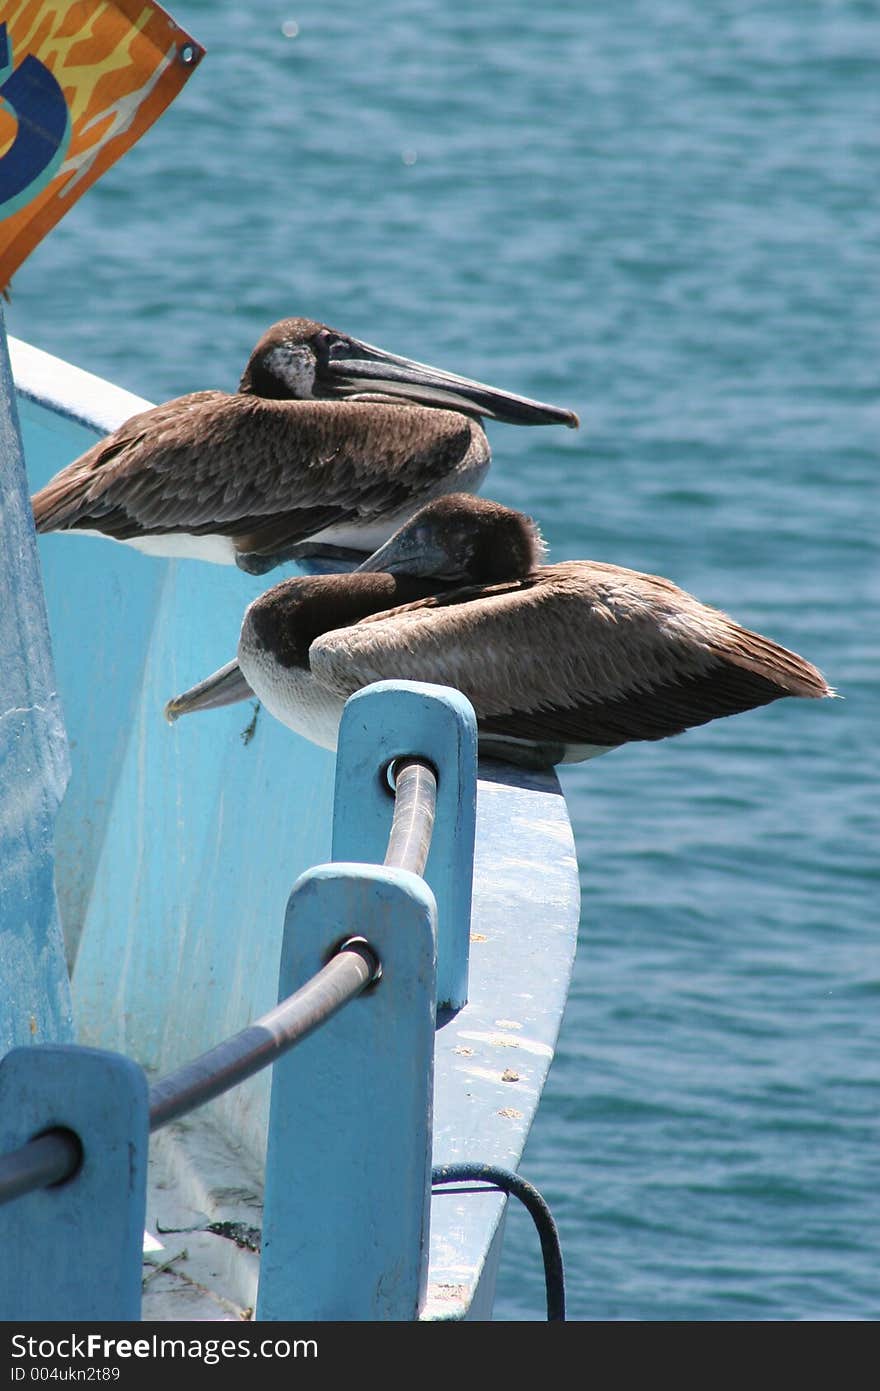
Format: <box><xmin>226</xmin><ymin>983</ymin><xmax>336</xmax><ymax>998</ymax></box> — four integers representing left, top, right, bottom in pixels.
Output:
<box><xmin>8</xmin><ymin>0</ymin><xmax>877</xmax><ymax>1321</ymax></box>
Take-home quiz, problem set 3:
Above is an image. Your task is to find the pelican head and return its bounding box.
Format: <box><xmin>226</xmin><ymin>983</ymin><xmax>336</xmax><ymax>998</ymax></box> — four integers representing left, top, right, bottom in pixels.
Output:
<box><xmin>355</xmin><ymin>493</ymin><xmax>546</xmax><ymax>583</ymax></box>
<box><xmin>239</xmin><ymin>318</ymin><xmax>580</xmax><ymax>427</ymax></box>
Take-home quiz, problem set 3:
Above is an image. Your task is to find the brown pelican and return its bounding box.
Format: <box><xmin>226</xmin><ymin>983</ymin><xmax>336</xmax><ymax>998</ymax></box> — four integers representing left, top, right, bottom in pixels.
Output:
<box><xmin>164</xmin><ymin>494</ymin><xmax>833</xmax><ymax>767</ymax></box>
<box><xmin>30</xmin><ymin>318</ymin><xmax>578</xmax><ymax>574</ymax></box>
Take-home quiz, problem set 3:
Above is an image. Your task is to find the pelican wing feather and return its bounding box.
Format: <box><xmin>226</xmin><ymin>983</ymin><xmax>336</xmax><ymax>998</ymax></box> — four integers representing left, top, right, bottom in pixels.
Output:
<box><xmin>32</xmin><ymin>396</ymin><xmax>485</xmax><ymax>548</ymax></box>
<box><xmin>309</xmin><ymin>562</ymin><xmax>831</xmax><ymax>747</ymax></box>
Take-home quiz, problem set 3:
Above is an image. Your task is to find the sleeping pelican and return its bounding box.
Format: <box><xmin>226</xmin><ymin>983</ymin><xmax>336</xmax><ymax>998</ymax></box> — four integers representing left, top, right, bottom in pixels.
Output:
<box><xmin>30</xmin><ymin>318</ymin><xmax>578</xmax><ymax>574</ymax></box>
<box><xmin>164</xmin><ymin>494</ymin><xmax>833</xmax><ymax>767</ymax></box>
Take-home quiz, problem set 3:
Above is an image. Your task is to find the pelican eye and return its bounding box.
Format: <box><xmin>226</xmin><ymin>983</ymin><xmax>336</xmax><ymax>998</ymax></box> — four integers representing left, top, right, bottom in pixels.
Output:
<box><xmin>320</xmin><ymin>334</ymin><xmax>354</xmax><ymax>361</ymax></box>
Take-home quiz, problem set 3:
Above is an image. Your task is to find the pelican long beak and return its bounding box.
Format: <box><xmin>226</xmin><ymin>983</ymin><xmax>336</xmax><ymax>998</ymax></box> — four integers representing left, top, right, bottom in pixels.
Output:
<box><xmin>354</xmin><ymin>529</ymin><xmax>452</xmax><ymax>579</ymax></box>
<box><xmin>317</xmin><ymin>336</ymin><xmax>579</xmax><ymax>428</ymax></box>
<box><xmin>165</xmin><ymin>659</ymin><xmax>254</xmax><ymax>723</ymax></box>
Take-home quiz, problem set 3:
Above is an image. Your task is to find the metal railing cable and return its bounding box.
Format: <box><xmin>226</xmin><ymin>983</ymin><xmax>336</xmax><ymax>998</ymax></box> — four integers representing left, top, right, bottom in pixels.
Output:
<box><xmin>0</xmin><ymin>1128</ymin><xmax>83</xmax><ymax>1204</ymax></box>
<box><xmin>148</xmin><ymin>936</ymin><xmax>380</xmax><ymax>1130</ymax></box>
<box><xmin>384</xmin><ymin>758</ymin><xmax>437</xmax><ymax>876</ymax></box>
<box><xmin>0</xmin><ymin>757</ymin><xmax>437</xmax><ymax>1208</ymax></box>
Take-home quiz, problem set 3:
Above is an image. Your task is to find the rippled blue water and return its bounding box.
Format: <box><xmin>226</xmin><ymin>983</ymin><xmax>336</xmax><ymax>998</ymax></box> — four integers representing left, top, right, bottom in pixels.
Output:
<box><xmin>9</xmin><ymin>0</ymin><xmax>877</xmax><ymax>1320</ymax></box>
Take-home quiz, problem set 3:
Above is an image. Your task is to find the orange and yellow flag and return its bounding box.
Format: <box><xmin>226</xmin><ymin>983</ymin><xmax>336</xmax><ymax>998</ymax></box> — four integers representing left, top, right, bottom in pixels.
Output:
<box><xmin>0</xmin><ymin>1</ymin><xmax>203</xmax><ymax>289</ymax></box>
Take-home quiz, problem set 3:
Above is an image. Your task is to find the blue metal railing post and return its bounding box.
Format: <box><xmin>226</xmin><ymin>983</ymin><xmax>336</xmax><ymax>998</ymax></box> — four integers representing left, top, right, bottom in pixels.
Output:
<box><xmin>331</xmin><ymin>680</ymin><xmax>477</xmax><ymax>1010</ymax></box>
<box><xmin>257</xmin><ymin>863</ymin><xmax>437</xmax><ymax>1321</ymax></box>
<box><xmin>0</xmin><ymin>1044</ymin><xmax>150</xmax><ymax>1320</ymax></box>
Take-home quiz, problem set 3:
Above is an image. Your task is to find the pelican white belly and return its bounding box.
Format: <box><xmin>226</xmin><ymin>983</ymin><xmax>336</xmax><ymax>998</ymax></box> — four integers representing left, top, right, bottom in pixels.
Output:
<box><xmin>71</xmin><ymin>528</ymin><xmax>239</xmax><ymax>564</ymax></box>
<box><xmin>239</xmin><ymin>637</ymin><xmax>344</xmax><ymax>750</ymax></box>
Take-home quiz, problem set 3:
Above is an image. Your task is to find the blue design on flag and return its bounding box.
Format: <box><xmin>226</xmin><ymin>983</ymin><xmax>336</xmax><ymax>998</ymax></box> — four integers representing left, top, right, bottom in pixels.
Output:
<box><xmin>0</xmin><ymin>23</ymin><xmax>71</xmax><ymax>217</ymax></box>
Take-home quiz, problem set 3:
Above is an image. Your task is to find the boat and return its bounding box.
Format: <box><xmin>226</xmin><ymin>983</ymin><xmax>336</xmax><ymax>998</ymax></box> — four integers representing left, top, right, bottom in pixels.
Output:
<box><xmin>0</xmin><ymin>330</ymin><xmax>581</xmax><ymax>1321</ymax></box>
<box><xmin>0</xmin><ymin>0</ymin><xmax>580</xmax><ymax>1323</ymax></box>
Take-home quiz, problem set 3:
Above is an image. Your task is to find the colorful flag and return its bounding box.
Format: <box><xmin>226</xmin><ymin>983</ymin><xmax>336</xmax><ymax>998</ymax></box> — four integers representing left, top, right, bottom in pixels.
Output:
<box><xmin>0</xmin><ymin>1</ymin><xmax>204</xmax><ymax>288</ymax></box>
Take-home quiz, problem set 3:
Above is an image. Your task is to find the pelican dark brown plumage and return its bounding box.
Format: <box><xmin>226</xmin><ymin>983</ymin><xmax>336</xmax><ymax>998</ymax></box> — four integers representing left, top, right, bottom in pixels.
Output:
<box><xmin>164</xmin><ymin>494</ymin><xmax>833</xmax><ymax>767</ymax></box>
<box><xmin>30</xmin><ymin>318</ymin><xmax>578</xmax><ymax>574</ymax></box>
